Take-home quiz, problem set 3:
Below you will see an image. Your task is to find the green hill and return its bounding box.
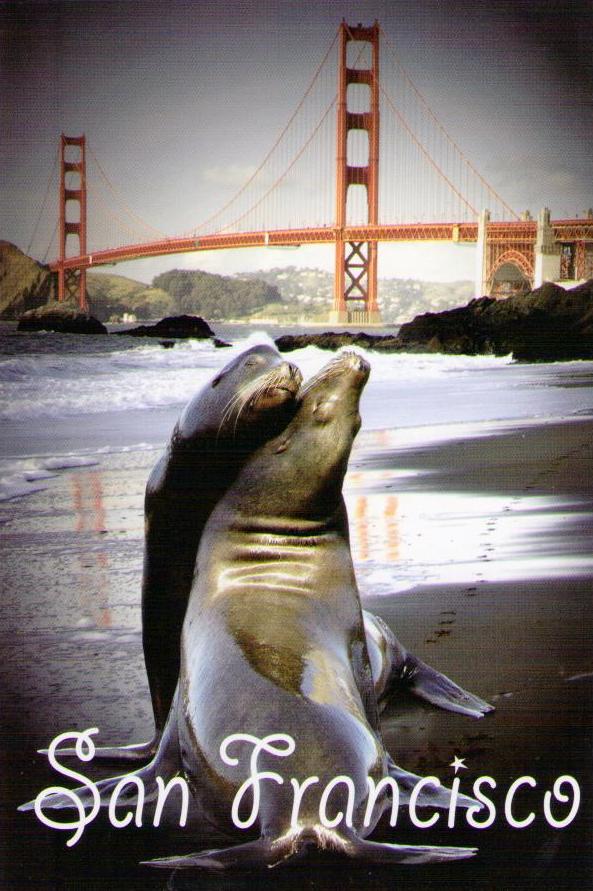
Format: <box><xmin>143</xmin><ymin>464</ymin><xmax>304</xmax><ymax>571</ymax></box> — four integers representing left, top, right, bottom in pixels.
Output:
<box><xmin>240</xmin><ymin>266</ymin><xmax>474</xmax><ymax>324</ymax></box>
<box><xmin>86</xmin><ymin>272</ymin><xmax>175</xmax><ymax>321</ymax></box>
<box><xmin>152</xmin><ymin>269</ymin><xmax>280</xmax><ymax>320</ymax></box>
<box><xmin>0</xmin><ymin>241</ymin><xmax>54</xmax><ymax>318</ymax></box>
<box><xmin>0</xmin><ymin>243</ymin><xmax>474</xmax><ymax>325</ymax></box>
<box><xmin>89</xmin><ymin>268</ymin><xmax>281</xmax><ymax>321</ymax></box>
<box><xmin>0</xmin><ymin>246</ymin><xmax>281</xmax><ymax>322</ymax></box>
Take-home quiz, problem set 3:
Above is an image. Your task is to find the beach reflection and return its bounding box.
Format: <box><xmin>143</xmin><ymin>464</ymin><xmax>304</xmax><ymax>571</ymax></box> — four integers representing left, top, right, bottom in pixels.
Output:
<box><xmin>71</xmin><ymin>471</ymin><xmax>112</xmax><ymax>628</ymax></box>
<box><xmin>345</xmin><ymin>448</ymin><xmax>593</xmax><ymax>593</ymax></box>
<box><xmin>65</xmin><ymin>460</ymin><xmax>144</xmax><ymax>637</ymax></box>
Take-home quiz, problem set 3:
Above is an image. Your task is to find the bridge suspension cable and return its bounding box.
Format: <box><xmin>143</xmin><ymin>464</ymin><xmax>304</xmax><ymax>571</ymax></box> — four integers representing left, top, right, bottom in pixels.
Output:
<box><xmin>187</xmin><ymin>30</ymin><xmax>340</xmax><ymax>237</ymax></box>
<box><xmin>27</xmin><ymin>146</ymin><xmax>59</xmax><ymax>261</ymax></box>
<box><xmin>42</xmin><ymin>219</ymin><xmax>59</xmax><ymax>264</ymax></box>
<box><xmin>187</xmin><ymin>30</ymin><xmax>339</xmax><ymax>237</ymax></box>
<box><xmin>218</xmin><ymin>101</ymin><xmax>337</xmax><ymax>235</ymax></box>
<box><xmin>378</xmin><ymin>26</ymin><xmax>518</xmax><ymax>222</ymax></box>
<box><xmin>86</xmin><ymin>142</ymin><xmax>168</xmax><ymax>243</ymax></box>
<box><xmin>379</xmin><ymin>84</ymin><xmax>479</xmax><ymax>218</ymax></box>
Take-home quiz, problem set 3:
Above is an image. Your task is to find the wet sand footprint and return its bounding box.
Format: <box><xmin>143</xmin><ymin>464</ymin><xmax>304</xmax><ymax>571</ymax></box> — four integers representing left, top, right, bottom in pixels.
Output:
<box><xmin>426</xmin><ymin>613</ymin><xmax>457</xmax><ymax>642</ymax></box>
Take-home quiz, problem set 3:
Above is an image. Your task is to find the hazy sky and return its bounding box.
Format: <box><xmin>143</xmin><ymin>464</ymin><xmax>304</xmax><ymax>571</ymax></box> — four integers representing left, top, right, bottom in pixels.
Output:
<box><xmin>3</xmin><ymin>0</ymin><xmax>593</xmax><ymax>283</ymax></box>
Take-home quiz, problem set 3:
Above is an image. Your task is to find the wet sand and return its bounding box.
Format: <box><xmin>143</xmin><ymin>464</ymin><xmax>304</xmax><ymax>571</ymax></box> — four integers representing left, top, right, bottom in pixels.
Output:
<box><xmin>1</xmin><ymin>418</ymin><xmax>592</xmax><ymax>889</ymax></box>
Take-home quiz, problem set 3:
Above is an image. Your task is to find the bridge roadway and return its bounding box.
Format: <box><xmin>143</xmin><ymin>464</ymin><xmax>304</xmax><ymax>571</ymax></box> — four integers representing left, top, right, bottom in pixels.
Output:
<box><xmin>50</xmin><ymin>219</ymin><xmax>593</xmax><ymax>271</ymax></box>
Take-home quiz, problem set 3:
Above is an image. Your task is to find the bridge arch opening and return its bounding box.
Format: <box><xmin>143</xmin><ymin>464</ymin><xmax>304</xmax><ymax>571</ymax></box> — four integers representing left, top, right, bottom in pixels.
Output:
<box><xmin>64</xmin><ymin>170</ymin><xmax>82</xmax><ymax>190</ymax></box>
<box><xmin>490</xmin><ymin>260</ymin><xmax>532</xmax><ymax>298</ymax></box>
<box><xmin>64</xmin><ymin>202</ymin><xmax>81</xmax><ymax>223</ymax></box>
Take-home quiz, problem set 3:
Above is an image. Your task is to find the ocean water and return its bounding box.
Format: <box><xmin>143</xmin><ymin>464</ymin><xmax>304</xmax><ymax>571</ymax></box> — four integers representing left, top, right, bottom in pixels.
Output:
<box><xmin>1</xmin><ymin>320</ymin><xmax>593</xmax><ymax>504</ymax></box>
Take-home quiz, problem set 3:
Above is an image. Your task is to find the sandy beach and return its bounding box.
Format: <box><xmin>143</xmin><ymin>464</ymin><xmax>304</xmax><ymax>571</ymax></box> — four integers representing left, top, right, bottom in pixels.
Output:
<box><xmin>1</xmin><ymin>416</ymin><xmax>592</xmax><ymax>890</ymax></box>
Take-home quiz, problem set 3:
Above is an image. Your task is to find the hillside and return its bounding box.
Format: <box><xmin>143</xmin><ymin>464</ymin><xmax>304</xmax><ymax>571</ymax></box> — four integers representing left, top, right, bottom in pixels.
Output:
<box><xmin>0</xmin><ymin>242</ymin><xmax>55</xmax><ymax>318</ymax></box>
<box><xmin>0</xmin><ymin>245</ymin><xmax>281</xmax><ymax>322</ymax></box>
<box><xmin>88</xmin><ymin>269</ymin><xmax>280</xmax><ymax>321</ymax></box>
<box><xmin>239</xmin><ymin>266</ymin><xmax>474</xmax><ymax>324</ymax></box>
<box><xmin>86</xmin><ymin>273</ymin><xmax>175</xmax><ymax>321</ymax></box>
<box><xmin>152</xmin><ymin>269</ymin><xmax>280</xmax><ymax>320</ymax></box>
<box><xmin>1</xmin><ymin>244</ymin><xmax>474</xmax><ymax>324</ymax></box>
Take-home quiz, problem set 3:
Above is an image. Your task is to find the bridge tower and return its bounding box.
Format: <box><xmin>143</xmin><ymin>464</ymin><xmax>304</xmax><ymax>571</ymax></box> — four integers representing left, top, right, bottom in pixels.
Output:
<box><xmin>58</xmin><ymin>134</ymin><xmax>88</xmax><ymax>311</ymax></box>
<box><xmin>331</xmin><ymin>20</ymin><xmax>381</xmax><ymax>325</ymax></box>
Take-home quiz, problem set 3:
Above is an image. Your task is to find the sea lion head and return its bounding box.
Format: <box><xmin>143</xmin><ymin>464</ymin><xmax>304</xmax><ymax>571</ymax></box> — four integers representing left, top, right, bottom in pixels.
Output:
<box><xmin>234</xmin><ymin>350</ymin><xmax>370</xmax><ymax>521</ymax></box>
<box><xmin>298</xmin><ymin>348</ymin><xmax>370</xmax><ymax>430</ymax></box>
<box><xmin>178</xmin><ymin>344</ymin><xmax>302</xmax><ymax>445</ymax></box>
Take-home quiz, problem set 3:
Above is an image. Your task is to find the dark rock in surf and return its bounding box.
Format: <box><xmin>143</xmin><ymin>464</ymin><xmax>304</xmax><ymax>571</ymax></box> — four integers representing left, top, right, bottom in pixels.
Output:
<box><xmin>116</xmin><ymin>314</ymin><xmax>214</xmax><ymax>339</ymax></box>
<box><xmin>276</xmin><ymin>280</ymin><xmax>593</xmax><ymax>362</ymax></box>
<box><xmin>275</xmin><ymin>331</ymin><xmax>401</xmax><ymax>353</ymax></box>
<box><xmin>17</xmin><ymin>300</ymin><xmax>107</xmax><ymax>334</ymax></box>
<box><xmin>398</xmin><ymin>280</ymin><xmax>593</xmax><ymax>361</ymax></box>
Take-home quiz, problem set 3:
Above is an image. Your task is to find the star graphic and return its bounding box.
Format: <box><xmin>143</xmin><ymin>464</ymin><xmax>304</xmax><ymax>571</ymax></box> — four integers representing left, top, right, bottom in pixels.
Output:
<box><xmin>450</xmin><ymin>755</ymin><xmax>467</xmax><ymax>774</ymax></box>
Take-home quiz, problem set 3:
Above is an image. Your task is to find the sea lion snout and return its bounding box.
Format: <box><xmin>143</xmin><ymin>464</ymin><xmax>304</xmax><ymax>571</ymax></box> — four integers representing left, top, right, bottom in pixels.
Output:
<box><xmin>277</xmin><ymin>360</ymin><xmax>303</xmax><ymax>393</ymax></box>
<box><xmin>339</xmin><ymin>349</ymin><xmax>371</xmax><ymax>379</ymax></box>
<box><xmin>254</xmin><ymin>360</ymin><xmax>303</xmax><ymax>409</ymax></box>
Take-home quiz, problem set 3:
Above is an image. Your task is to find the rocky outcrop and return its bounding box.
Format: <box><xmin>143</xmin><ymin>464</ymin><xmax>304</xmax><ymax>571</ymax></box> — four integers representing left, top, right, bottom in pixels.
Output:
<box><xmin>275</xmin><ymin>331</ymin><xmax>400</xmax><ymax>353</ymax></box>
<box><xmin>116</xmin><ymin>314</ymin><xmax>215</xmax><ymax>339</ymax></box>
<box><xmin>276</xmin><ymin>281</ymin><xmax>593</xmax><ymax>362</ymax></box>
<box><xmin>0</xmin><ymin>241</ymin><xmax>55</xmax><ymax>318</ymax></box>
<box><xmin>397</xmin><ymin>280</ymin><xmax>593</xmax><ymax>361</ymax></box>
<box><xmin>17</xmin><ymin>300</ymin><xmax>107</xmax><ymax>334</ymax></box>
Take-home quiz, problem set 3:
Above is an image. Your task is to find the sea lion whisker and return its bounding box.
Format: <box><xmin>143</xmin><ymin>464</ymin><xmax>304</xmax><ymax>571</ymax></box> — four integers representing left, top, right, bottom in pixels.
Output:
<box><xmin>299</xmin><ymin>363</ymin><xmax>343</xmax><ymax>397</ymax></box>
<box><xmin>217</xmin><ymin>380</ymin><xmax>260</xmax><ymax>439</ymax></box>
<box><xmin>226</xmin><ymin>377</ymin><xmax>270</xmax><ymax>439</ymax></box>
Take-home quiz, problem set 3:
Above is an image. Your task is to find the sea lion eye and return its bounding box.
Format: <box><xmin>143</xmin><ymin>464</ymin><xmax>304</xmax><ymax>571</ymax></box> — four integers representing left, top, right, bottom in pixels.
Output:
<box><xmin>245</xmin><ymin>355</ymin><xmax>264</xmax><ymax>368</ymax></box>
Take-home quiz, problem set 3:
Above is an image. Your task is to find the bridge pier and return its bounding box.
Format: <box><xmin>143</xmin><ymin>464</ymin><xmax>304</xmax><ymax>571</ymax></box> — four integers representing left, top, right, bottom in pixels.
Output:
<box><xmin>534</xmin><ymin>207</ymin><xmax>561</xmax><ymax>288</ymax></box>
<box><xmin>474</xmin><ymin>209</ymin><xmax>490</xmax><ymax>297</ymax></box>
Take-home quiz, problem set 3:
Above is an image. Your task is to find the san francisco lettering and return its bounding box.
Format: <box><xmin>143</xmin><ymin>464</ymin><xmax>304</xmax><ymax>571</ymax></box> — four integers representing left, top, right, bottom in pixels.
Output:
<box><xmin>31</xmin><ymin>729</ymin><xmax>581</xmax><ymax>846</ymax></box>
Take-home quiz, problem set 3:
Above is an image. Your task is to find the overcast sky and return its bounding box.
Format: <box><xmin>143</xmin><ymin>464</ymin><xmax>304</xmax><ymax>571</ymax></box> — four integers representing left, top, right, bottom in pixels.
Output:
<box><xmin>2</xmin><ymin>0</ymin><xmax>593</xmax><ymax>283</ymax></box>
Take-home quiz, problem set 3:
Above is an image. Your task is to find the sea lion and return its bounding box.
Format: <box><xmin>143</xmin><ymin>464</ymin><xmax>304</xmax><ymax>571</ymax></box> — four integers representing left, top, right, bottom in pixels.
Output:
<box><xmin>52</xmin><ymin>341</ymin><xmax>490</xmax><ymax>773</ymax></box>
<box><xmin>32</xmin><ymin>352</ymin><xmax>481</xmax><ymax>869</ymax></box>
<box><xmin>90</xmin><ymin>344</ymin><xmax>302</xmax><ymax>761</ymax></box>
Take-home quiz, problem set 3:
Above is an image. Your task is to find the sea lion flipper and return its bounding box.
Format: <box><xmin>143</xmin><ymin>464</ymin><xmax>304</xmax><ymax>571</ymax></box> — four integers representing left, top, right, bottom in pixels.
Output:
<box><xmin>143</xmin><ymin>833</ymin><xmax>477</xmax><ymax>871</ymax></box>
<box><xmin>387</xmin><ymin>758</ymin><xmax>483</xmax><ymax>811</ymax></box>
<box><xmin>402</xmin><ymin>655</ymin><xmax>495</xmax><ymax>718</ymax></box>
<box><xmin>143</xmin><ymin>838</ymin><xmax>279</xmax><ymax>871</ymax></box>
<box><xmin>363</xmin><ymin>611</ymin><xmax>493</xmax><ymax>718</ymax></box>
<box><xmin>345</xmin><ymin>838</ymin><xmax>477</xmax><ymax>865</ymax></box>
<box><xmin>22</xmin><ymin>692</ymin><xmax>182</xmax><ymax>813</ymax></box>
<box><xmin>19</xmin><ymin>764</ymin><xmax>162</xmax><ymax>812</ymax></box>
<box><xmin>39</xmin><ymin>736</ymin><xmax>160</xmax><ymax>763</ymax></box>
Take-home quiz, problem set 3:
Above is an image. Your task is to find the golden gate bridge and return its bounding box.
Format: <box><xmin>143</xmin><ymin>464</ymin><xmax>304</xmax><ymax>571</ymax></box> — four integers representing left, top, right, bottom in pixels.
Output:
<box><xmin>29</xmin><ymin>21</ymin><xmax>593</xmax><ymax>321</ymax></box>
